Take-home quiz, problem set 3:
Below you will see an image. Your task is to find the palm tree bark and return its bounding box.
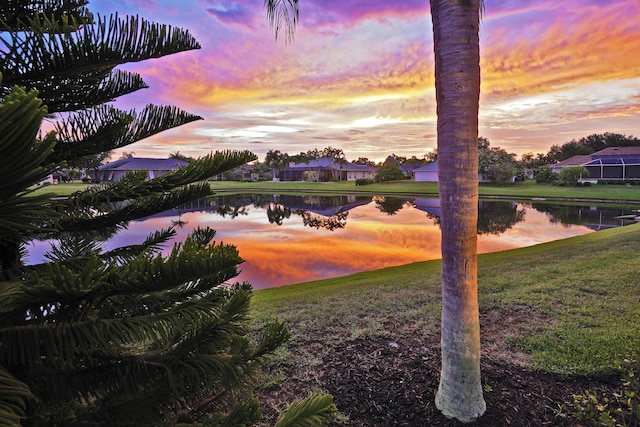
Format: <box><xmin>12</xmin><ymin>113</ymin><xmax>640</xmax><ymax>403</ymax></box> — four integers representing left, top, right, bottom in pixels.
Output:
<box><xmin>431</xmin><ymin>0</ymin><xmax>486</xmax><ymax>422</ymax></box>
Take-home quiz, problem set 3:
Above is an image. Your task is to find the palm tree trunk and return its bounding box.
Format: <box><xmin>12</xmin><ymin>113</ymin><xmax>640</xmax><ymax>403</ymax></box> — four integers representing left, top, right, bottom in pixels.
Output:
<box><xmin>431</xmin><ymin>0</ymin><xmax>486</xmax><ymax>422</ymax></box>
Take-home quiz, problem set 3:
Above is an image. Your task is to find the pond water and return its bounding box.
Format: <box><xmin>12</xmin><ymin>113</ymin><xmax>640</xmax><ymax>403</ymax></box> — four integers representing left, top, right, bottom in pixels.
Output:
<box><xmin>26</xmin><ymin>194</ymin><xmax>639</xmax><ymax>289</ymax></box>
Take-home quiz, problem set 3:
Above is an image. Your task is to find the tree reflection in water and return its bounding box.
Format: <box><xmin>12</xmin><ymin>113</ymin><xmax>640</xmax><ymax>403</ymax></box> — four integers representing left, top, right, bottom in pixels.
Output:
<box><xmin>295</xmin><ymin>210</ymin><xmax>349</xmax><ymax>231</ymax></box>
<box><xmin>211</xmin><ymin>195</ymin><xmax>357</xmax><ymax>230</ymax></box>
<box><xmin>426</xmin><ymin>200</ymin><xmax>526</xmax><ymax>235</ymax></box>
<box><xmin>374</xmin><ymin>196</ymin><xmax>411</xmax><ymax>216</ymax></box>
<box><xmin>206</xmin><ymin>194</ymin><xmax>637</xmax><ymax>234</ymax></box>
<box><xmin>477</xmin><ymin>201</ymin><xmax>526</xmax><ymax>235</ymax></box>
<box><xmin>266</xmin><ymin>202</ymin><xmax>291</xmax><ymax>225</ymax></box>
<box><xmin>529</xmin><ymin>202</ymin><xmax>639</xmax><ymax>230</ymax></box>
<box><xmin>214</xmin><ymin>204</ymin><xmax>248</xmax><ymax>219</ymax></box>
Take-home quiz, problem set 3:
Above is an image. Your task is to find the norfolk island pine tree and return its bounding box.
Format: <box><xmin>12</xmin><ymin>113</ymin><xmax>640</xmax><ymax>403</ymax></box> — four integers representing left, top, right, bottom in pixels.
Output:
<box><xmin>0</xmin><ymin>1</ymin><xmax>335</xmax><ymax>425</ymax></box>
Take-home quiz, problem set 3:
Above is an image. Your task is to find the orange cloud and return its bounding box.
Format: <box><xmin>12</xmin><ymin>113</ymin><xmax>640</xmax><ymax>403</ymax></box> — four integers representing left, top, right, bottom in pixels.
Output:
<box><xmin>482</xmin><ymin>3</ymin><xmax>640</xmax><ymax>98</ymax></box>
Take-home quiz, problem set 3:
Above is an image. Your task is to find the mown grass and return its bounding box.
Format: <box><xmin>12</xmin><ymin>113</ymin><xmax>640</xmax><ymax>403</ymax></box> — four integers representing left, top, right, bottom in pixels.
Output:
<box><xmin>251</xmin><ymin>223</ymin><xmax>640</xmax><ymax>376</ymax></box>
<box><xmin>211</xmin><ymin>179</ymin><xmax>640</xmax><ymax>202</ymax></box>
<box><xmin>30</xmin><ymin>182</ymin><xmax>89</xmax><ymax>196</ymax></box>
<box><xmin>34</xmin><ymin>179</ymin><xmax>640</xmax><ymax>202</ymax></box>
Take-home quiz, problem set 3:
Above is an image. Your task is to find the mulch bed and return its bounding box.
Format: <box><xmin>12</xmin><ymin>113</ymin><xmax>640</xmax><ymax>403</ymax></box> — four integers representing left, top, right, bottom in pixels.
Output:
<box><xmin>259</xmin><ymin>336</ymin><xmax>621</xmax><ymax>426</ymax></box>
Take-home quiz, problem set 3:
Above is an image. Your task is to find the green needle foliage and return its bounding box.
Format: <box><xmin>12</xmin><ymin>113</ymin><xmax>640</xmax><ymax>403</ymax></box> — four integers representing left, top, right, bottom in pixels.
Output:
<box><xmin>0</xmin><ymin>1</ymin><xmax>334</xmax><ymax>425</ymax></box>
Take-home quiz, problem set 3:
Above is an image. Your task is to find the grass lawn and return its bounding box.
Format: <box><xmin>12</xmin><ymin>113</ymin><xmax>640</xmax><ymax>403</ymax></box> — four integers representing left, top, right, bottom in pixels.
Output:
<box><xmin>34</xmin><ymin>179</ymin><xmax>640</xmax><ymax>202</ymax></box>
<box><xmin>210</xmin><ymin>179</ymin><xmax>640</xmax><ymax>202</ymax></box>
<box><xmin>29</xmin><ymin>182</ymin><xmax>89</xmax><ymax>196</ymax></box>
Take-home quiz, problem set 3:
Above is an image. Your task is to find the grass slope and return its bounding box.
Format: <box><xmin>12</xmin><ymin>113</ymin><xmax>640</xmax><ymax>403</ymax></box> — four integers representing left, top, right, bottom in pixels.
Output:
<box><xmin>251</xmin><ymin>223</ymin><xmax>640</xmax><ymax>376</ymax></box>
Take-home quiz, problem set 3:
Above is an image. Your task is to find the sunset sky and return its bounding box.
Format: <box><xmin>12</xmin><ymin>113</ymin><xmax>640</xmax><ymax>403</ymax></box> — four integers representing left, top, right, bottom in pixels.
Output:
<box><xmin>91</xmin><ymin>0</ymin><xmax>640</xmax><ymax>163</ymax></box>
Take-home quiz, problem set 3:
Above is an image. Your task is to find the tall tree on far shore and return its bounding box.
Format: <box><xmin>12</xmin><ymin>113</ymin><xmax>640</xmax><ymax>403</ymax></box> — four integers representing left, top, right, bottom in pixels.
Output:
<box><xmin>265</xmin><ymin>149</ymin><xmax>285</xmax><ymax>180</ymax></box>
<box><xmin>544</xmin><ymin>132</ymin><xmax>640</xmax><ymax>164</ymax></box>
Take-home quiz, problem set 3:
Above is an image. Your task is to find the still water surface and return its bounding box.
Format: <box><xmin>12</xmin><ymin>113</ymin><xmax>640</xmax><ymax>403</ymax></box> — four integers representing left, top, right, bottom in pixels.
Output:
<box><xmin>26</xmin><ymin>194</ymin><xmax>639</xmax><ymax>289</ymax></box>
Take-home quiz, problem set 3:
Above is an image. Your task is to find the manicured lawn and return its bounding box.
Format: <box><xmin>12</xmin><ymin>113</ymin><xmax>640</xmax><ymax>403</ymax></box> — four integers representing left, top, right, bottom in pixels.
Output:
<box><xmin>480</xmin><ymin>180</ymin><xmax>640</xmax><ymax>202</ymax></box>
<box><xmin>29</xmin><ymin>182</ymin><xmax>89</xmax><ymax>196</ymax></box>
<box><xmin>34</xmin><ymin>179</ymin><xmax>640</xmax><ymax>202</ymax></box>
<box><xmin>209</xmin><ymin>179</ymin><xmax>640</xmax><ymax>202</ymax></box>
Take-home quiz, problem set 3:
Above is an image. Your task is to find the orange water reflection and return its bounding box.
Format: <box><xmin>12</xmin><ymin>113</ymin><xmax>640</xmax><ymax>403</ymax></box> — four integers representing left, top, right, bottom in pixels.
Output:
<box><xmin>222</xmin><ymin>202</ymin><xmax>597</xmax><ymax>289</ymax></box>
<box><xmin>26</xmin><ymin>197</ymin><xmax>637</xmax><ymax>289</ymax></box>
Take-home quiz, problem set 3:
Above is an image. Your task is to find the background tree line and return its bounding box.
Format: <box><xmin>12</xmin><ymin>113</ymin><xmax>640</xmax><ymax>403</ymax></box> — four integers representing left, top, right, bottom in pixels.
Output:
<box><xmin>520</xmin><ymin>132</ymin><xmax>640</xmax><ymax>169</ymax></box>
<box><xmin>69</xmin><ymin>132</ymin><xmax>638</xmax><ymax>185</ymax></box>
<box><xmin>259</xmin><ymin>133</ymin><xmax>638</xmax><ymax>185</ymax></box>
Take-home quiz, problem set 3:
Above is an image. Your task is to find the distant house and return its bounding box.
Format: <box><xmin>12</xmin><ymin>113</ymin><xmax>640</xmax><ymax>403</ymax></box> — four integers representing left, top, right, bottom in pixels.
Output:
<box><xmin>414</xmin><ymin>161</ymin><xmax>490</xmax><ymax>182</ymax></box>
<box><xmin>549</xmin><ymin>155</ymin><xmax>593</xmax><ymax>174</ymax></box>
<box><xmin>231</xmin><ymin>164</ymin><xmax>260</xmax><ymax>181</ymax></box>
<box><xmin>37</xmin><ymin>174</ymin><xmax>59</xmax><ymax>185</ymax></box>
<box><xmin>91</xmin><ymin>158</ymin><xmax>188</xmax><ymax>183</ymax></box>
<box><xmin>550</xmin><ymin>146</ymin><xmax>640</xmax><ymax>182</ymax></box>
<box><xmin>398</xmin><ymin>163</ymin><xmax>422</xmax><ymax>178</ymax></box>
<box><xmin>279</xmin><ymin>158</ymin><xmax>377</xmax><ymax>182</ymax></box>
<box><xmin>413</xmin><ymin>161</ymin><xmax>439</xmax><ymax>182</ymax></box>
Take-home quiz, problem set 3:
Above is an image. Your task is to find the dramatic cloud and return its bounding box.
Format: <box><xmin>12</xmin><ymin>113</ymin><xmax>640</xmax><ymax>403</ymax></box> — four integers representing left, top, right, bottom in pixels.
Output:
<box><xmin>91</xmin><ymin>0</ymin><xmax>640</xmax><ymax>161</ymax></box>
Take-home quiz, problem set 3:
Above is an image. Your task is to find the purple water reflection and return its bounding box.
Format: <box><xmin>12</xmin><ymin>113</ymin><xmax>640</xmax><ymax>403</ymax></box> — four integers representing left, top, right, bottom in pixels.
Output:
<box><xmin>25</xmin><ymin>195</ymin><xmax>638</xmax><ymax>289</ymax></box>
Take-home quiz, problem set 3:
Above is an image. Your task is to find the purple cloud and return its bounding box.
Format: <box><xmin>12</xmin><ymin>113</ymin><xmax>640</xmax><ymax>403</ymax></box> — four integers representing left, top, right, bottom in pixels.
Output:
<box><xmin>205</xmin><ymin>1</ymin><xmax>254</xmax><ymax>27</ymax></box>
<box><xmin>296</xmin><ymin>0</ymin><xmax>429</xmax><ymax>28</ymax></box>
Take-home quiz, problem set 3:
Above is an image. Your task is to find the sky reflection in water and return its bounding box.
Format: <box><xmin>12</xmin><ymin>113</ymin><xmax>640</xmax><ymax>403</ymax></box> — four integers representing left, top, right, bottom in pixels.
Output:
<box><xmin>26</xmin><ymin>196</ymin><xmax>639</xmax><ymax>289</ymax></box>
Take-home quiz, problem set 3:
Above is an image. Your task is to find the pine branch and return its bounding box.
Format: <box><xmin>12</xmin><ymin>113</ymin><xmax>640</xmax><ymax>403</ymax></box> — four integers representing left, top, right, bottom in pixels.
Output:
<box><xmin>100</xmin><ymin>228</ymin><xmax>176</xmax><ymax>264</ymax></box>
<box><xmin>59</xmin><ymin>182</ymin><xmax>214</xmax><ymax>231</ymax></box>
<box><xmin>0</xmin><ymin>86</ymin><xmax>56</xmax><ymax>194</ymax></box>
<box><xmin>9</xmin><ymin>68</ymin><xmax>149</xmax><ymax>113</ymax></box>
<box><xmin>48</xmin><ymin>104</ymin><xmax>201</xmax><ymax>163</ymax></box>
<box><xmin>0</xmin><ymin>365</ymin><xmax>32</xmax><ymax>427</ymax></box>
<box><xmin>251</xmin><ymin>320</ymin><xmax>291</xmax><ymax>359</ymax></box>
<box><xmin>1</xmin><ymin>13</ymin><xmax>201</xmax><ymax>91</ymax></box>
<box><xmin>212</xmin><ymin>397</ymin><xmax>262</xmax><ymax>427</ymax></box>
<box><xmin>0</xmin><ymin>86</ymin><xmax>60</xmax><ymax>248</ymax></box>
<box><xmin>275</xmin><ymin>393</ymin><xmax>338</xmax><ymax>427</ymax></box>
<box><xmin>57</xmin><ymin>151</ymin><xmax>256</xmax><ymax>232</ymax></box>
<box><xmin>44</xmin><ymin>231</ymin><xmax>110</xmax><ymax>263</ymax></box>
<box><xmin>1</xmin><ymin>276</ymin><xmax>258</xmax><ymax>425</ymax></box>
<box><xmin>0</xmin><ymin>232</ymin><xmax>244</xmax><ymax>321</ymax></box>
<box><xmin>0</xmin><ymin>0</ymin><xmax>92</xmax><ymax>31</ymax></box>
